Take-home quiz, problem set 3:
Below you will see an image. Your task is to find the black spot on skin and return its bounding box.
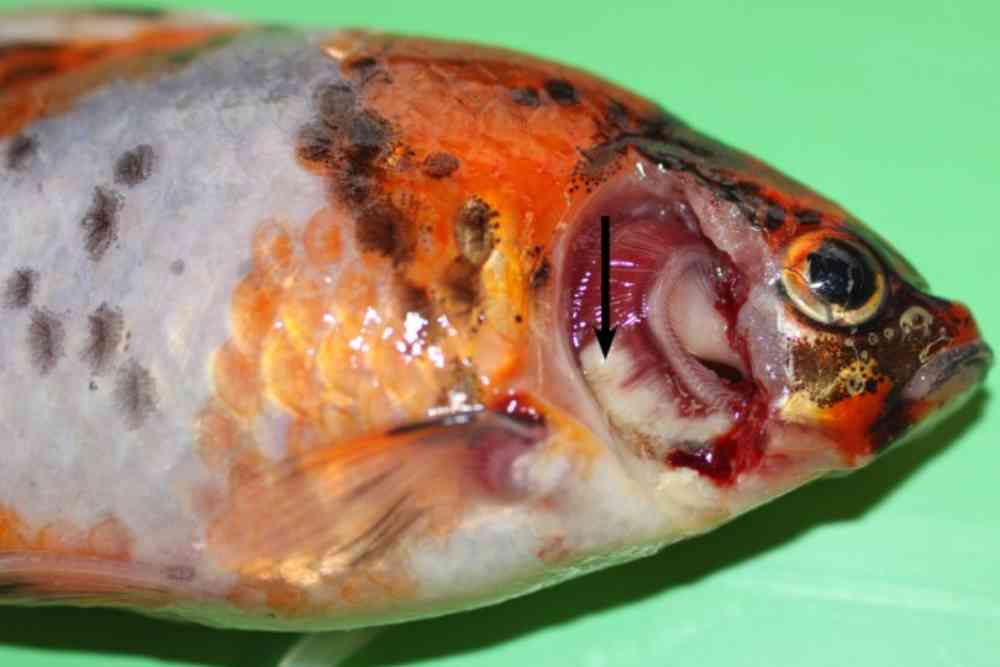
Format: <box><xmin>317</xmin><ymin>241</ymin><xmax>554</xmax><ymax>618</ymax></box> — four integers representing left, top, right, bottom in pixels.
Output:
<box><xmin>89</xmin><ymin>380</ymin><xmax>98</xmax><ymax>391</ymax></box>
<box><xmin>511</xmin><ymin>87</ymin><xmax>541</xmax><ymax>107</ymax></box>
<box><xmin>455</xmin><ymin>197</ymin><xmax>499</xmax><ymax>266</ymax></box>
<box><xmin>764</xmin><ymin>204</ymin><xmax>786</xmax><ymax>230</ymax></box>
<box><xmin>114</xmin><ymin>144</ymin><xmax>155</xmax><ymax>187</ymax></box>
<box><xmin>796</xmin><ymin>208</ymin><xmax>823</xmax><ymax>225</ymax></box>
<box><xmin>346</xmin><ymin>56</ymin><xmax>383</xmax><ymax>85</ymax></box>
<box><xmin>81</xmin><ymin>187</ymin><xmax>124</xmax><ymax>261</ymax></box>
<box><xmin>298</xmin><ymin>88</ymin><xmax>395</xmax><ymax>208</ymax></box>
<box><xmin>5</xmin><ymin>134</ymin><xmax>36</xmax><ymax>170</ymax></box>
<box><xmin>337</xmin><ymin>168</ymin><xmax>375</xmax><ymax>204</ymax></box>
<box><xmin>114</xmin><ymin>359</ymin><xmax>157</xmax><ymax>430</ymax></box>
<box><xmin>422</xmin><ymin>152</ymin><xmax>460</xmax><ymax>179</ymax></box>
<box><xmin>316</xmin><ymin>83</ymin><xmax>357</xmax><ymax>128</ymax></box>
<box><xmin>544</xmin><ymin>79</ymin><xmax>579</xmax><ymax>106</ymax></box>
<box><xmin>356</xmin><ymin>199</ymin><xmax>414</xmax><ymax>262</ymax></box>
<box><xmin>348</xmin><ymin>56</ymin><xmax>377</xmax><ymax>71</ymax></box>
<box><xmin>296</xmin><ymin>121</ymin><xmax>335</xmax><ymax>164</ymax></box>
<box><xmin>347</xmin><ymin>110</ymin><xmax>390</xmax><ymax>158</ymax></box>
<box><xmin>81</xmin><ymin>303</ymin><xmax>124</xmax><ymax>375</ymax></box>
<box><xmin>3</xmin><ymin>268</ymin><xmax>37</xmax><ymax>309</ymax></box>
<box><xmin>27</xmin><ymin>308</ymin><xmax>65</xmax><ymax>375</ymax></box>
<box><xmin>169</xmin><ymin>259</ymin><xmax>186</xmax><ymax>275</ymax></box>
<box><xmin>531</xmin><ymin>259</ymin><xmax>551</xmax><ymax>289</ymax></box>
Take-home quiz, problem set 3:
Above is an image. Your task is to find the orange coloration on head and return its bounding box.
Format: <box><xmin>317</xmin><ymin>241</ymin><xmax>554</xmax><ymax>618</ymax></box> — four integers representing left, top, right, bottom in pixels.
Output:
<box><xmin>812</xmin><ymin>380</ymin><xmax>893</xmax><ymax>462</ymax></box>
<box><xmin>0</xmin><ymin>25</ymin><xmax>242</xmax><ymax>138</ymax></box>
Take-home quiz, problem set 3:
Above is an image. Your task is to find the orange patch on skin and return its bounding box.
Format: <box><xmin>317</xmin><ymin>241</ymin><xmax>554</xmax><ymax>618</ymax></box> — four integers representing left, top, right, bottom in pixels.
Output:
<box><xmin>0</xmin><ymin>25</ymin><xmax>243</xmax><ymax>137</ymax></box>
<box><xmin>813</xmin><ymin>380</ymin><xmax>893</xmax><ymax>462</ymax></box>
<box><xmin>0</xmin><ymin>505</ymin><xmax>139</xmax><ymax>594</ymax></box>
<box><xmin>230</xmin><ymin>272</ymin><xmax>281</xmax><ymax>355</ymax></box>
<box><xmin>0</xmin><ymin>506</ymin><xmax>30</xmax><ymax>550</ymax></box>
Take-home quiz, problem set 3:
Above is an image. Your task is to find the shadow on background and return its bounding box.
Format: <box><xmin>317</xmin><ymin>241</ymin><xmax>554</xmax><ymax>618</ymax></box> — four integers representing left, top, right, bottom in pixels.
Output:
<box><xmin>0</xmin><ymin>391</ymin><xmax>987</xmax><ymax>667</ymax></box>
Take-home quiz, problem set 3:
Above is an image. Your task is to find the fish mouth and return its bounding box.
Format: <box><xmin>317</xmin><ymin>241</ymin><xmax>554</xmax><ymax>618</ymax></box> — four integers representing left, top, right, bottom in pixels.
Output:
<box><xmin>902</xmin><ymin>340</ymin><xmax>993</xmax><ymax>405</ymax></box>
<box><xmin>561</xmin><ymin>168</ymin><xmax>758</xmax><ymax>413</ymax></box>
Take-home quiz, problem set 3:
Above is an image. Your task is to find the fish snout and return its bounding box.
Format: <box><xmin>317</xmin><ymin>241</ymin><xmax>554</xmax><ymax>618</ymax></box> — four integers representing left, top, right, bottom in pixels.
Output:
<box><xmin>902</xmin><ymin>339</ymin><xmax>992</xmax><ymax>406</ymax></box>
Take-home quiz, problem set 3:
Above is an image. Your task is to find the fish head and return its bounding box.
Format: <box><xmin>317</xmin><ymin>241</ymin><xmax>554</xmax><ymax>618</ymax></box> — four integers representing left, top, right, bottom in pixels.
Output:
<box><xmin>557</xmin><ymin>126</ymin><xmax>992</xmax><ymax>513</ymax></box>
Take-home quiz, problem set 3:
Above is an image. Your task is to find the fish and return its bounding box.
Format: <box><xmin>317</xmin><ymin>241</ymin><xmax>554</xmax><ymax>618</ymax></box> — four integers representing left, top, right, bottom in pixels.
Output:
<box><xmin>0</xmin><ymin>9</ymin><xmax>991</xmax><ymax>666</ymax></box>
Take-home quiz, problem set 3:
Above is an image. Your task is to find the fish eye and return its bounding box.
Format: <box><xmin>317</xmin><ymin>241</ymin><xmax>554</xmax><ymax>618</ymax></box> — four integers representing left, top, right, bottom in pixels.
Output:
<box><xmin>781</xmin><ymin>232</ymin><xmax>886</xmax><ymax>327</ymax></box>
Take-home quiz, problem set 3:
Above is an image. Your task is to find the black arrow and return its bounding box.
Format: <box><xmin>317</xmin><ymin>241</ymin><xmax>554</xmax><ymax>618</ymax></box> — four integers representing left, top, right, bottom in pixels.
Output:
<box><xmin>593</xmin><ymin>215</ymin><xmax>617</xmax><ymax>358</ymax></box>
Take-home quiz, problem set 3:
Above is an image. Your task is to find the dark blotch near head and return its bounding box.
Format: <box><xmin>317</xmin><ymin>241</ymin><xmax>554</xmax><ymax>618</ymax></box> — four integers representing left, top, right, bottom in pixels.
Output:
<box><xmin>356</xmin><ymin>199</ymin><xmax>414</xmax><ymax>263</ymax></box>
<box><xmin>27</xmin><ymin>308</ymin><xmax>65</xmax><ymax>375</ymax></box>
<box><xmin>544</xmin><ymin>79</ymin><xmax>579</xmax><ymax>106</ymax></box>
<box><xmin>764</xmin><ymin>204</ymin><xmax>786</xmax><ymax>230</ymax></box>
<box><xmin>423</xmin><ymin>152</ymin><xmax>460</xmax><ymax>179</ymax></box>
<box><xmin>82</xmin><ymin>186</ymin><xmax>124</xmax><ymax>261</ymax></box>
<box><xmin>4</xmin><ymin>268</ymin><xmax>38</xmax><ymax>309</ymax></box>
<box><xmin>347</xmin><ymin>110</ymin><xmax>390</xmax><ymax>157</ymax></box>
<box><xmin>81</xmin><ymin>303</ymin><xmax>124</xmax><ymax>375</ymax></box>
<box><xmin>796</xmin><ymin>208</ymin><xmax>822</xmax><ymax>225</ymax></box>
<box><xmin>297</xmin><ymin>121</ymin><xmax>336</xmax><ymax>164</ymax></box>
<box><xmin>511</xmin><ymin>87</ymin><xmax>541</xmax><ymax>107</ymax></box>
<box><xmin>455</xmin><ymin>197</ymin><xmax>498</xmax><ymax>266</ymax></box>
<box><xmin>316</xmin><ymin>83</ymin><xmax>357</xmax><ymax>128</ymax></box>
<box><xmin>114</xmin><ymin>359</ymin><xmax>158</xmax><ymax>430</ymax></box>
<box><xmin>345</xmin><ymin>56</ymin><xmax>385</xmax><ymax>85</ymax></box>
<box><xmin>114</xmin><ymin>144</ymin><xmax>155</xmax><ymax>187</ymax></box>
<box><xmin>6</xmin><ymin>134</ymin><xmax>37</xmax><ymax>171</ymax></box>
<box><xmin>169</xmin><ymin>259</ymin><xmax>186</xmax><ymax>275</ymax></box>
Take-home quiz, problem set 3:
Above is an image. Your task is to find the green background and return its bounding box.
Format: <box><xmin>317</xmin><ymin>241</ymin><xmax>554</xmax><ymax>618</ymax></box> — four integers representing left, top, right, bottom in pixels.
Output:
<box><xmin>1</xmin><ymin>1</ymin><xmax>997</xmax><ymax>665</ymax></box>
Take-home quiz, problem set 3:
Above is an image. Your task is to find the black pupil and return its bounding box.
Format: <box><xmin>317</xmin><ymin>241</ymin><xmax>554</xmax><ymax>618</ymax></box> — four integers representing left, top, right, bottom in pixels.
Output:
<box><xmin>806</xmin><ymin>240</ymin><xmax>875</xmax><ymax>309</ymax></box>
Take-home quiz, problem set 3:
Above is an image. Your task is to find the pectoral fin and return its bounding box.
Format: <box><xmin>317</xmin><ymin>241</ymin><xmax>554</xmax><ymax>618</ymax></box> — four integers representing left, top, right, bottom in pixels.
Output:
<box><xmin>207</xmin><ymin>410</ymin><xmax>546</xmax><ymax>607</ymax></box>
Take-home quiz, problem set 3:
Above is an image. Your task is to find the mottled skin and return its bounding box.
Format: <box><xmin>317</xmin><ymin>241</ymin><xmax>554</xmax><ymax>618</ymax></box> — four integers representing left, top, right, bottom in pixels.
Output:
<box><xmin>0</xmin><ymin>13</ymin><xmax>990</xmax><ymax>633</ymax></box>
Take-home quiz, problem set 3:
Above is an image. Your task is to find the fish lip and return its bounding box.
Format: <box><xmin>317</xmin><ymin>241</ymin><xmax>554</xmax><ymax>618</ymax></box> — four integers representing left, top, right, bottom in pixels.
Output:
<box><xmin>901</xmin><ymin>340</ymin><xmax>993</xmax><ymax>403</ymax></box>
